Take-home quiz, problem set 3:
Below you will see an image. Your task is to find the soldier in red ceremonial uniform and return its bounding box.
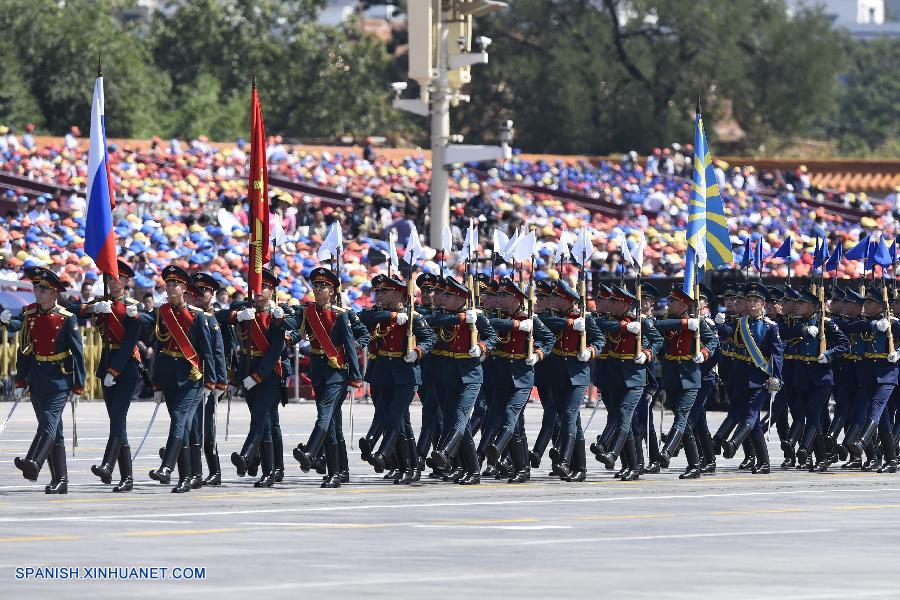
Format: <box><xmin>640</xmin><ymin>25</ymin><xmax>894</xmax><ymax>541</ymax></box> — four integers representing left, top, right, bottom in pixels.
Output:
<box><xmin>12</xmin><ymin>267</ymin><xmax>86</xmax><ymax>494</ymax></box>
<box><xmin>358</xmin><ymin>274</ymin><xmax>436</xmax><ymax>483</ymax></box>
<box><xmin>71</xmin><ymin>260</ymin><xmax>149</xmax><ymax>493</ymax></box>
<box><xmin>292</xmin><ymin>267</ymin><xmax>370</xmax><ymax>488</ymax></box>
<box><xmin>229</xmin><ymin>268</ymin><xmax>292</xmax><ymax>488</ymax></box>
<box><xmin>147</xmin><ymin>266</ymin><xmax>216</xmax><ymax>493</ymax></box>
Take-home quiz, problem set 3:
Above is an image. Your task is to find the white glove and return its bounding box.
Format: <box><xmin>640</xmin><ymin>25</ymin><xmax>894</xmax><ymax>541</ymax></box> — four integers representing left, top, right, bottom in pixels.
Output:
<box><xmin>395</xmin><ymin>312</ymin><xmax>409</xmax><ymax>326</ymax></box>
<box><xmin>577</xmin><ymin>349</ymin><xmax>592</xmax><ymax>362</ymax></box>
<box><xmin>817</xmin><ymin>353</ymin><xmax>829</xmax><ymax>364</ymax></box>
<box><xmin>404</xmin><ymin>350</ymin><xmax>418</xmax><ymax>363</ymax></box>
<box><xmin>634</xmin><ymin>352</ymin><xmax>647</xmax><ymax>365</ymax></box>
<box><xmin>888</xmin><ymin>351</ymin><xmax>899</xmax><ymax>364</ymax></box>
<box><xmin>92</xmin><ymin>300</ymin><xmax>113</xmax><ymax>314</ymax></box>
<box><xmin>714</xmin><ymin>312</ymin><xmax>726</xmax><ymax>325</ymax></box>
<box><xmin>13</xmin><ymin>387</ymin><xmax>25</xmax><ymax>401</ymax></box>
<box><xmin>298</xmin><ymin>339</ymin><xmax>311</xmax><ymax>352</ymax></box>
<box><xmin>626</xmin><ymin>321</ymin><xmax>642</xmax><ymax>335</ymax></box>
<box><xmin>525</xmin><ymin>353</ymin><xmax>539</xmax><ymax>366</ymax></box>
<box><xmin>243</xmin><ymin>375</ymin><xmax>257</xmax><ymax>390</ymax></box>
<box><xmin>805</xmin><ymin>325</ymin><xmax>819</xmax><ymax>337</ymax></box>
<box><xmin>464</xmin><ymin>309</ymin><xmax>478</xmax><ymax>324</ymax></box>
<box><xmin>70</xmin><ymin>393</ymin><xmax>80</xmax><ymax>407</ymax></box>
<box><xmin>686</xmin><ymin>318</ymin><xmax>700</xmax><ymax>332</ymax></box>
<box><xmin>0</xmin><ymin>309</ymin><xmax>11</xmax><ymax>324</ymax></box>
<box><xmin>272</xmin><ymin>306</ymin><xmax>284</xmax><ymax>319</ymax></box>
<box><xmin>468</xmin><ymin>345</ymin><xmax>482</xmax><ymax>358</ymax></box>
<box><xmin>875</xmin><ymin>318</ymin><xmax>890</xmax><ymax>332</ymax></box>
<box><xmin>572</xmin><ymin>317</ymin><xmax>585</xmax><ymax>332</ymax></box>
<box><xmin>237</xmin><ymin>307</ymin><xmax>256</xmax><ymax>322</ymax></box>
<box><xmin>103</xmin><ymin>373</ymin><xmax>116</xmax><ymax>387</ymax></box>
<box><xmin>125</xmin><ymin>304</ymin><xmax>138</xmax><ymax>318</ymax></box>
<box><xmin>153</xmin><ymin>390</ymin><xmax>163</xmax><ymax>404</ymax></box>
<box><xmin>692</xmin><ymin>353</ymin><xmax>705</xmax><ymax>364</ymax></box>
<box><xmin>517</xmin><ymin>318</ymin><xmax>533</xmax><ymax>333</ymax></box>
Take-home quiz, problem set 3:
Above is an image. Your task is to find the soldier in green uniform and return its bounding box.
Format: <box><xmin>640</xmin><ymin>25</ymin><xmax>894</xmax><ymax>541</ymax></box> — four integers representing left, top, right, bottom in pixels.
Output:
<box><xmin>12</xmin><ymin>267</ymin><xmax>86</xmax><ymax>494</ymax></box>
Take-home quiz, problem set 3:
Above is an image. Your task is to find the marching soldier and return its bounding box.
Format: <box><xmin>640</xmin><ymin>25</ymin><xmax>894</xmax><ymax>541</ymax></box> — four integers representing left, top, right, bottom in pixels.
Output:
<box><xmin>292</xmin><ymin>267</ymin><xmax>369</xmax><ymax>488</ymax></box>
<box><xmin>589</xmin><ymin>284</ymin><xmax>615</xmax><ymax>468</ymax></box>
<box><xmin>542</xmin><ymin>279</ymin><xmax>605</xmax><ymax>481</ymax></box>
<box><xmin>594</xmin><ymin>285</ymin><xmax>662</xmax><ymax>481</ymax></box>
<box><xmin>779</xmin><ymin>287</ymin><xmax>848</xmax><ymax>471</ymax></box>
<box><xmin>72</xmin><ymin>260</ymin><xmax>148</xmax><ymax>493</ymax></box>
<box><xmin>719</xmin><ymin>283</ymin><xmax>784</xmax><ymax>474</ymax></box>
<box><xmin>413</xmin><ymin>272</ymin><xmax>443</xmax><ymax>478</ymax></box>
<box><xmin>11</xmin><ymin>267</ymin><xmax>85</xmax><ymax>494</ymax></box>
<box><xmin>528</xmin><ymin>279</ymin><xmax>561</xmax><ymax>468</ymax></box>
<box><xmin>480</xmin><ymin>276</ymin><xmax>555</xmax><ymax>483</ymax></box>
<box><xmin>633</xmin><ymin>283</ymin><xmax>662</xmax><ymax>474</ymax></box>
<box><xmin>358</xmin><ymin>274</ymin><xmax>436</xmax><ymax>484</ymax></box>
<box><xmin>228</xmin><ymin>268</ymin><xmax>290</xmax><ymax>488</ymax></box>
<box><xmin>686</xmin><ymin>285</ymin><xmax>720</xmax><ymax>473</ymax></box>
<box><xmin>652</xmin><ymin>286</ymin><xmax>718</xmax><ymax>478</ymax></box>
<box><xmin>188</xmin><ymin>273</ymin><xmax>229</xmax><ymax>487</ymax></box>
<box><xmin>147</xmin><ymin>266</ymin><xmax>216</xmax><ymax>493</ymax></box>
<box><xmin>428</xmin><ymin>276</ymin><xmax>498</xmax><ymax>484</ymax></box>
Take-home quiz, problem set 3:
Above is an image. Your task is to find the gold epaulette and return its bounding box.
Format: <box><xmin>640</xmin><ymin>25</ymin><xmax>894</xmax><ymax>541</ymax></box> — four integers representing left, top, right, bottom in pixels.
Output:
<box><xmin>53</xmin><ymin>306</ymin><xmax>73</xmax><ymax>317</ymax></box>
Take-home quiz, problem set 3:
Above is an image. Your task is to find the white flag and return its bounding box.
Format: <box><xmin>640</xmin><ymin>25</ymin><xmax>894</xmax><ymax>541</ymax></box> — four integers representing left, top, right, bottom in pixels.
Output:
<box><xmin>512</xmin><ymin>230</ymin><xmax>537</xmax><ymax>263</ymax></box>
<box><xmin>633</xmin><ymin>231</ymin><xmax>646</xmax><ymax>268</ymax></box>
<box><xmin>613</xmin><ymin>229</ymin><xmax>634</xmax><ymax>266</ymax></box>
<box><xmin>388</xmin><ymin>229</ymin><xmax>399</xmax><ymax>270</ymax></box>
<box><xmin>402</xmin><ymin>225</ymin><xmax>424</xmax><ymax>266</ymax></box>
<box><xmin>552</xmin><ymin>235</ymin><xmax>571</xmax><ymax>265</ymax></box>
<box><xmin>441</xmin><ymin>225</ymin><xmax>453</xmax><ymax>255</ymax></box>
<box><xmin>493</xmin><ymin>228</ymin><xmax>509</xmax><ymax>259</ymax></box>
<box><xmin>318</xmin><ymin>222</ymin><xmax>342</xmax><ymax>261</ymax></box>
<box><xmin>459</xmin><ymin>226</ymin><xmax>472</xmax><ymax>263</ymax></box>
<box><xmin>571</xmin><ymin>227</ymin><xmax>594</xmax><ymax>267</ymax></box>
<box><xmin>502</xmin><ymin>230</ymin><xmax>519</xmax><ymax>262</ymax></box>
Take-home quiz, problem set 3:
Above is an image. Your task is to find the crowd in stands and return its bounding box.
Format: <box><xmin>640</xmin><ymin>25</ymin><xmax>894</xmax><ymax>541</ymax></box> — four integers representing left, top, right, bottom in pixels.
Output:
<box><xmin>0</xmin><ymin>126</ymin><xmax>895</xmax><ymax>311</ymax></box>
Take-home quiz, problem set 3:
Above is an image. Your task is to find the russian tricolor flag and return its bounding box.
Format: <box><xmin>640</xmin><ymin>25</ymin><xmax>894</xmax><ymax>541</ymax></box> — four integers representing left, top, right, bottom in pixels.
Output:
<box><xmin>84</xmin><ymin>74</ymin><xmax>118</xmax><ymax>279</ymax></box>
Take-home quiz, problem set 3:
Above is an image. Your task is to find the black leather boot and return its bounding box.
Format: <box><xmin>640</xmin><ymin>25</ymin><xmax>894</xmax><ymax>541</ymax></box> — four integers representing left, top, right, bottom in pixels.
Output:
<box><xmin>113</xmin><ymin>444</ymin><xmax>133</xmax><ymax>493</ymax></box>
<box><xmin>851</xmin><ymin>419</ymin><xmax>878</xmax><ymax>459</ymax></box>
<box><xmin>647</xmin><ymin>428</ymin><xmax>662</xmax><ymax>471</ymax></box>
<box><xmin>598</xmin><ymin>428</ymin><xmax>627</xmax><ymax>470</ymax></box>
<box><xmin>751</xmin><ymin>433</ymin><xmax>770</xmax><ymax>474</ymax></box>
<box><xmin>273</xmin><ymin>433</ymin><xmax>285</xmax><ymax>482</ymax></box>
<box><xmin>457</xmin><ymin>443</ymin><xmax>481</xmax><ymax>485</ymax></box>
<box><xmin>203</xmin><ymin>442</ymin><xmax>221</xmax><ymax>486</ymax></box>
<box><xmin>189</xmin><ymin>443</ymin><xmax>203</xmax><ymax>489</ymax></box>
<box><xmin>620</xmin><ymin>438</ymin><xmax>640</xmax><ymax>481</ymax></box>
<box><xmin>722</xmin><ymin>423</ymin><xmax>753</xmax><ymax>459</ymax></box>
<box><xmin>877</xmin><ymin>430</ymin><xmax>898</xmax><ymax>473</ymax></box>
<box><xmin>91</xmin><ymin>436</ymin><xmax>119</xmax><ymax>485</ymax></box>
<box><xmin>338</xmin><ymin>440</ymin><xmax>350</xmax><ymax>483</ymax></box>
<box><xmin>840</xmin><ymin>423</ymin><xmax>860</xmax><ymax>461</ymax></box>
<box><xmin>294</xmin><ymin>426</ymin><xmax>327</xmax><ymax>472</ymax></box>
<box><xmin>658</xmin><ymin>428</ymin><xmax>683</xmax><ymax>469</ymax></box>
<box><xmin>45</xmin><ymin>444</ymin><xmax>68</xmax><ymax>494</ymax></box>
<box><xmin>255</xmin><ymin>440</ymin><xmax>275</xmax><ymax>487</ymax></box>
<box><xmin>246</xmin><ymin>448</ymin><xmax>260</xmax><ymax>477</ymax></box>
<box><xmin>508</xmin><ymin>438</ymin><xmax>529</xmax><ymax>484</ymax></box>
<box><xmin>487</xmin><ymin>427</ymin><xmax>514</xmax><ymax>466</ymax></box>
<box><xmin>230</xmin><ymin>451</ymin><xmax>248</xmax><ymax>477</ymax></box>
<box><xmin>22</xmin><ymin>433</ymin><xmax>54</xmax><ymax>482</ymax></box>
<box><xmin>394</xmin><ymin>437</ymin><xmax>414</xmax><ymax>485</ymax></box>
<box><xmin>698</xmin><ymin>430</ymin><xmax>716</xmax><ymax>473</ymax></box>
<box><xmin>564</xmin><ymin>440</ymin><xmax>587</xmax><ymax>482</ymax></box>
<box><xmin>321</xmin><ymin>443</ymin><xmax>342</xmax><ymax>488</ymax></box>
<box><xmin>679</xmin><ymin>432</ymin><xmax>702</xmax><ymax>479</ymax></box>
<box><xmin>431</xmin><ymin>430</ymin><xmax>464</xmax><ymax>471</ymax></box>
<box><xmin>172</xmin><ymin>447</ymin><xmax>192</xmax><ymax>493</ymax></box>
<box><xmin>151</xmin><ymin>433</ymin><xmax>181</xmax><ymax>483</ymax></box>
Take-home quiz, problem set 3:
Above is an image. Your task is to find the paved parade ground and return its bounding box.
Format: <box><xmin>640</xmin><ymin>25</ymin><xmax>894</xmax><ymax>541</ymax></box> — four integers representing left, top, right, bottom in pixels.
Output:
<box><xmin>0</xmin><ymin>400</ymin><xmax>898</xmax><ymax>599</ymax></box>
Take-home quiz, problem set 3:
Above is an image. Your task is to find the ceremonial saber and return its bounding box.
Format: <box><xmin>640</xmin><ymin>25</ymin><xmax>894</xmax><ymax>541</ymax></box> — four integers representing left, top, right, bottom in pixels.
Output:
<box><xmin>0</xmin><ymin>393</ymin><xmax>25</xmax><ymax>438</ymax></box>
<box><xmin>133</xmin><ymin>392</ymin><xmax>163</xmax><ymax>460</ymax></box>
<box><xmin>70</xmin><ymin>393</ymin><xmax>78</xmax><ymax>456</ymax></box>
<box><xmin>225</xmin><ymin>386</ymin><xmax>232</xmax><ymax>441</ymax></box>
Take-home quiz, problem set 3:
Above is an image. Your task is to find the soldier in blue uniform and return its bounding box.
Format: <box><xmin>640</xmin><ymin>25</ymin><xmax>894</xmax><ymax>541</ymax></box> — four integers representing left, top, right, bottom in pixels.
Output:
<box><xmin>71</xmin><ymin>260</ymin><xmax>148</xmax><ymax>493</ymax></box>
<box><xmin>779</xmin><ymin>287</ymin><xmax>848</xmax><ymax>471</ymax></box>
<box><xmin>528</xmin><ymin>279</ymin><xmax>561</xmax><ymax>469</ymax></box>
<box><xmin>842</xmin><ymin>286</ymin><xmax>900</xmax><ymax>471</ymax></box>
<box><xmin>359</xmin><ymin>274</ymin><xmax>436</xmax><ymax>483</ymax></box>
<box><xmin>686</xmin><ymin>284</ymin><xmax>720</xmax><ymax>473</ymax></box>
<box><xmin>653</xmin><ymin>285</ymin><xmax>718</xmax><ymax>478</ymax></box>
<box><xmin>147</xmin><ymin>265</ymin><xmax>216</xmax><ymax>493</ymax></box>
<box><xmin>187</xmin><ymin>272</ymin><xmax>229</xmax><ymax>487</ymax></box>
<box><xmin>292</xmin><ymin>267</ymin><xmax>369</xmax><ymax>488</ymax></box>
<box><xmin>12</xmin><ymin>267</ymin><xmax>86</xmax><ymax>494</ymax></box>
<box><xmin>428</xmin><ymin>276</ymin><xmax>498</xmax><ymax>484</ymax></box>
<box><xmin>227</xmin><ymin>268</ymin><xmax>291</xmax><ymax>487</ymax></box>
<box><xmin>480</xmin><ymin>276</ymin><xmax>556</xmax><ymax>483</ymax></box>
<box><xmin>541</xmin><ymin>279</ymin><xmax>605</xmax><ymax>481</ymax></box>
<box><xmin>594</xmin><ymin>285</ymin><xmax>662</xmax><ymax>481</ymax></box>
<box><xmin>720</xmin><ymin>282</ymin><xmax>784</xmax><ymax>474</ymax></box>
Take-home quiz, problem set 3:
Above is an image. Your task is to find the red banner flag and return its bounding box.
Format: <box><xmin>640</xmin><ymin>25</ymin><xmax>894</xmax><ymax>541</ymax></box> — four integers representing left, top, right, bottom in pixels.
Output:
<box><xmin>248</xmin><ymin>76</ymin><xmax>270</xmax><ymax>295</ymax></box>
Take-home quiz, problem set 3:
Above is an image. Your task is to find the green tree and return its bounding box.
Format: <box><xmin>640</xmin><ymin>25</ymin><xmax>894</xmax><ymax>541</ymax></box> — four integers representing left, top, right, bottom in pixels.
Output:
<box><xmin>0</xmin><ymin>36</ymin><xmax>44</xmax><ymax>129</ymax></box>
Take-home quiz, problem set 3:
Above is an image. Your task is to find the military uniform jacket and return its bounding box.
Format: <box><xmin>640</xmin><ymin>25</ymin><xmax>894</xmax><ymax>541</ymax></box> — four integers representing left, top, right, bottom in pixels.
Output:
<box><xmin>428</xmin><ymin>311</ymin><xmax>498</xmax><ymax>386</ymax></box>
<box><xmin>542</xmin><ymin>312</ymin><xmax>606</xmax><ymax>387</ymax></box>
<box><xmin>780</xmin><ymin>315</ymin><xmax>849</xmax><ymax>387</ymax></box>
<box><xmin>596</xmin><ymin>315</ymin><xmax>663</xmax><ymax>389</ymax></box>
<box><xmin>226</xmin><ymin>304</ymin><xmax>289</xmax><ymax>384</ymax></box>
<box><xmin>151</xmin><ymin>303</ymin><xmax>216</xmax><ymax>390</ymax></box>
<box><xmin>720</xmin><ymin>316</ymin><xmax>784</xmax><ymax>388</ymax></box>
<box><xmin>202</xmin><ymin>309</ymin><xmax>228</xmax><ymax>389</ymax></box>
<box><xmin>653</xmin><ymin>316</ymin><xmax>719</xmax><ymax>390</ymax></box>
<box><xmin>296</xmin><ymin>302</ymin><xmax>369</xmax><ymax>385</ymax></box>
<box><xmin>489</xmin><ymin>312</ymin><xmax>556</xmax><ymax>389</ymax></box>
<box><xmin>359</xmin><ymin>307</ymin><xmax>436</xmax><ymax>386</ymax></box>
<box><xmin>841</xmin><ymin>318</ymin><xmax>900</xmax><ymax>385</ymax></box>
<box><xmin>71</xmin><ymin>296</ymin><xmax>146</xmax><ymax>380</ymax></box>
<box><xmin>14</xmin><ymin>303</ymin><xmax>86</xmax><ymax>396</ymax></box>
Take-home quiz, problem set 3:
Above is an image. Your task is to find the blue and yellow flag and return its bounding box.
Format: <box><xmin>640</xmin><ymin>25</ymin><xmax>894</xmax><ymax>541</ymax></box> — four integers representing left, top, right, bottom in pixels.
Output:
<box><xmin>682</xmin><ymin>106</ymin><xmax>708</xmax><ymax>298</ymax></box>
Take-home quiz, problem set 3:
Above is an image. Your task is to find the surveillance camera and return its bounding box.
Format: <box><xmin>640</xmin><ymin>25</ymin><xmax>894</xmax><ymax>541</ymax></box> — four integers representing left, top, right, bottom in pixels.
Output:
<box><xmin>476</xmin><ymin>36</ymin><xmax>492</xmax><ymax>51</ymax></box>
<box><xmin>457</xmin><ymin>36</ymin><xmax>468</xmax><ymax>51</ymax></box>
<box><xmin>498</xmin><ymin>120</ymin><xmax>514</xmax><ymax>146</ymax></box>
<box><xmin>390</xmin><ymin>81</ymin><xmax>408</xmax><ymax>93</ymax></box>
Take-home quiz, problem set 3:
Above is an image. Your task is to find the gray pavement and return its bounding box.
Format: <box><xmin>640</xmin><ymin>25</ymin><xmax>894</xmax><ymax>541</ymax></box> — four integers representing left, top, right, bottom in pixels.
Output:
<box><xmin>0</xmin><ymin>400</ymin><xmax>898</xmax><ymax>599</ymax></box>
